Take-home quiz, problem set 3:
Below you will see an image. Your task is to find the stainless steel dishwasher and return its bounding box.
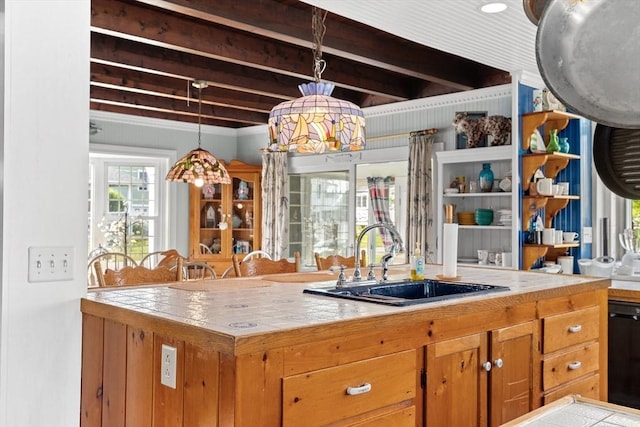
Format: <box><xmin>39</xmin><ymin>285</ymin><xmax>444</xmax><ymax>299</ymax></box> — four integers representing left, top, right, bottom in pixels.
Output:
<box><xmin>608</xmin><ymin>300</ymin><xmax>640</xmax><ymax>409</ymax></box>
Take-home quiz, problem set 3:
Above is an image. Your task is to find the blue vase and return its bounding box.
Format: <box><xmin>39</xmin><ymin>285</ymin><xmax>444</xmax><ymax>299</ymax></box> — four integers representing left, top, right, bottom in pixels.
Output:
<box><xmin>558</xmin><ymin>137</ymin><xmax>570</xmax><ymax>153</ymax></box>
<box><xmin>479</xmin><ymin>163</ymin><xmax>494</xmax><ymax>192</ymax></box>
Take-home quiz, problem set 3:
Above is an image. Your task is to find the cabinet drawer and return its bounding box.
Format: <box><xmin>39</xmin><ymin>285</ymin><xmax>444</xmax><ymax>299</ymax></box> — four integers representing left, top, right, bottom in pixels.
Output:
<box><xmin>543</xmin><ymin>373</ymin><xmax>600</xmax><ymax>405</ymax></box>
<box><xmin>542</xmin><ymin>306</ymin><xmax>599</xmax><ymax>353</ymax></box>
<box><xmin>346</xmin><ymin>405</ymin><xmax>415</xmax><ymax>427</ymax></box>
<box><xmin>543</xmin><ymin>342</ymin><xmax>599</xmax><ymax>390</ymax></box>
<box><xmin>283</xmin><ymin>350</ymin><xmax>416</xmax><ymax>426</ymax></box>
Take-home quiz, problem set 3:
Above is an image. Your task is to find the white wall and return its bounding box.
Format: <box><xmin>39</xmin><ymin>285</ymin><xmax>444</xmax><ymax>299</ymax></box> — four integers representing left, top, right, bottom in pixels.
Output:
<box><xmin>1</xmin><ymin>1</ymin><xmax>89</xmax><ymax>426</ymax></box>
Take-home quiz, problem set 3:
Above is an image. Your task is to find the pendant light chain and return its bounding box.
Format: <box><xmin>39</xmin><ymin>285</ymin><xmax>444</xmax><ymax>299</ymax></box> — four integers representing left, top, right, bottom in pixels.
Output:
<box><xmin>311</xmin><ymin>7</ymin><xmax>327</xmax><ymax>83</ymax></box>
<box><xmin>192</xmin><ymin>79</ymin><xmax>208</xmax><ymax>149</ymax></box>
<box><xmin>197</xmin><ymin>85</ymin><xmax>203</xmax><ymax>149</ymax></box>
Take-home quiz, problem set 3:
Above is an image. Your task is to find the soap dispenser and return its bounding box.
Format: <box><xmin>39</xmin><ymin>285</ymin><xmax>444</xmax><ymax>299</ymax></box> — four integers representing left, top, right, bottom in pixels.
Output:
<box><xmin>411</xmin><ymin>242</ymin><xmax>425</xmax><ymax>281</ymax></box>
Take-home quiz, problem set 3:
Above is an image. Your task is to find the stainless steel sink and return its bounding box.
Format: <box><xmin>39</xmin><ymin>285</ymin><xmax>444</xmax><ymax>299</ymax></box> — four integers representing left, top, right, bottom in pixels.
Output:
<box><xmin>303</xmin><ymin>279</ymin><xmax>510</xmax><ymax>306</ymax></box>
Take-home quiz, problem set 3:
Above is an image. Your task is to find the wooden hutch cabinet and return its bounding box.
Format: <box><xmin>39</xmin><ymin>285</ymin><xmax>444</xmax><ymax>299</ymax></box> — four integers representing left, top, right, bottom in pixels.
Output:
<box><xmin>189</xmin><ymin>160</ymin><xmax>261</xmax><ymax>272</ymax></box>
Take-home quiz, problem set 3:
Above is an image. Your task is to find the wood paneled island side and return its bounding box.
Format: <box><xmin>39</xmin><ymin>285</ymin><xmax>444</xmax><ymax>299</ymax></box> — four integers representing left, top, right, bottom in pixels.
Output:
<box><xmin>80</xmin><ymin>265</ymin><xmax>609</xmax><ymax>426</ymax></box>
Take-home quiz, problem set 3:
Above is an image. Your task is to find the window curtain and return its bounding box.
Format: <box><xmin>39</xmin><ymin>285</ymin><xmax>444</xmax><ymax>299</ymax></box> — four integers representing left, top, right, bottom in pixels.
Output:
<box><xmin>367</xmin><ymin>176</ymin><xmax>394</xmax><ymax>250</ymax></box>
<box><xmin>406</xmin><ymin>129</ymin><xmax>437</xmax><ymax>263</ymax></box>
<box><xmin>261</xmin><ymin>151</ymin><xmax>289</xmax><ymax>259</ymax></box>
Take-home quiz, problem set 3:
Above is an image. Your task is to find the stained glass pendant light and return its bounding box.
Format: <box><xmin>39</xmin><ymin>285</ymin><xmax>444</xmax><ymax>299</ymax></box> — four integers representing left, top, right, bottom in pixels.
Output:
<box><xmin>166</xmin><ymin>80</ymin><xmax>230</xmax><ymax>187</ymax></box>
<box><xmin>267</xmin><ymin>7</ymin><xmax>365</xmax><ymax>154</ymax></box>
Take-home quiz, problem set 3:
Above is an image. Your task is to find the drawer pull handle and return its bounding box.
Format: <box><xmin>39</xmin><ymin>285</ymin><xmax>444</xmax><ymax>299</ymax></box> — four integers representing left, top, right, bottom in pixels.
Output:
<box><xmin>346</xmin><ymin>383</ymin><xmax>372</xmax><ymax>395</ymax></box>
<box><xmin>568</xmin><ymin>325</ymin><xmax>582</xmax><ymax>333</ymax></box>
<box><xmin>494</xmin><ymin>358</ymin><xmax>504</xmax><ymax>368</ymax></box>
<box><xmin>482</xmin><ymin>361</ymin><xmax>492</xmax><ymax>372</ymax></box>
<box><xmin>568</xmin><ymin>361</ymin><xmax>582</xmax><ymax>370</ymax></box>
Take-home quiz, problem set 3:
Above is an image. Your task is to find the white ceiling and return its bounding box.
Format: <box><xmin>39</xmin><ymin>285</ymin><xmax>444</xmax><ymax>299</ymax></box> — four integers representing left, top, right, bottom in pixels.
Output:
<box><xmin>304</xmin><ymin>0</ymin><xmax>541</xmax><ymax>78</ymax></box>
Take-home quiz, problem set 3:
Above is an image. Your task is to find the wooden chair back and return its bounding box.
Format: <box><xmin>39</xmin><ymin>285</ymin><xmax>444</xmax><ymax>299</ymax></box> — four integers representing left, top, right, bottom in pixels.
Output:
<box><xmin>139</xmin><ymin>249</ymin><xmax>185</xmax><ymax>270</ymax></box>
<box><xmin>315</xmin><ymin>250</ymin><xmax>367</xmax><ymax>270</ymax></box>
<box><xmin>180</xmin><ymin>261</ymin><xmax>217</xmax><ymax>280</ymax></box>
<box><xmin>87</xmin><ymin>252</ymin><xmax>137</xmax><ymax>287</ymax></box>
<box><xmin>242</xmin><ymin>250</ymin><xmax>272</xmax><ymax>261</ymax></box>
<box><xmin>94</xmin><ymin>258</ymin><xmax>183</xmax><ymax>287</ymax></box>
<box><xmin>232</xmin><ymin>252</ymin><xmax>300</xmax><ymax>277</ymax></box>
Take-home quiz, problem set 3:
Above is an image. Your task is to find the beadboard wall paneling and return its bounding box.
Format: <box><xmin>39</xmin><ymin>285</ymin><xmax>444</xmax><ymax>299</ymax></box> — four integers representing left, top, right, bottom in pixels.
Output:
<box><xmin>235</xmin><ymin>84</ymin><xmax>513</xmax><ymax>159</ymax></box>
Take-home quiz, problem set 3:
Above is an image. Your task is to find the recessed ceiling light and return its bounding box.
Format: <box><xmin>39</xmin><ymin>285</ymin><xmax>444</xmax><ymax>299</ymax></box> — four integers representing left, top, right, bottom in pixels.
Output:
<box><xmin>481</xmin><ymin>2</ymin><xmax>508</xmax><ymax>13</ymax></box>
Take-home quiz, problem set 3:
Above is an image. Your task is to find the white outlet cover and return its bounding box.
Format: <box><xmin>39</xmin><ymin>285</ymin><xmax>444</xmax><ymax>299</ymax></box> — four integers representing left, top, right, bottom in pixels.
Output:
<box><xmin>28</xmin><ymin>246</ymin><xmax>74</xmax><ymax>282</ymax></box>
<box><xmin>161</xmin><ymin>344</ymin><xmax>177</xmax><ymax>389</ymax></box>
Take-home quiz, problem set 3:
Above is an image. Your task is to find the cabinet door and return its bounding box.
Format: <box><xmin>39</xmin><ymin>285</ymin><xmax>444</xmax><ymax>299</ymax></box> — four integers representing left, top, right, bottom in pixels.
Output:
<box><xmin>189</xmin><ymin>161</ymin><xmax>261</xmax><ymax>265</ymax></box>
<box><xmin>489</xmin><ymin>321</ymin><xmax>535</xmax><ymax>427</ymax></box>
<box><xmin>190</xmin><ymin>182</ymin><xmax>226</xmax><ymax>258</ymax></box>
<box><xmin>426</xmin><ymin>333</ymin><xmax>488</xmax><ymax>427</ymax></box>
<box><xmin>228</xmin><ymin>173</ymin><xmax>260</xmax><ymax>258</ymax></box>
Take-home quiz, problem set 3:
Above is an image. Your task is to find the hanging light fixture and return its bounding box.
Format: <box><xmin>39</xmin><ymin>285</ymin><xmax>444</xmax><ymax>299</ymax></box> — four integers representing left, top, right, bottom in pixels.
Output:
<box><xmin>267</xmin><ymin>7</ymin><xmax>366</xmax><ymax>154</ymax></box>
<box><xmin>166</xmin><ymin>80</ymin><xmax>230</xmax><ymax>187</ymax></box>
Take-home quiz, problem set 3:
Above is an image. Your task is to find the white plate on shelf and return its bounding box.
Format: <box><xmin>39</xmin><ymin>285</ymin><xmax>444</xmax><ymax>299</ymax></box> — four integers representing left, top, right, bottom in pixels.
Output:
<box><xmin>444</xmin><ymin>188</ymin><xmax>459</xmax><ymax>194</ymax></box>
<box><xmin>458</xmin><ymin>257</ymin><xmax>478</xmax><ymax>264</ymax></box>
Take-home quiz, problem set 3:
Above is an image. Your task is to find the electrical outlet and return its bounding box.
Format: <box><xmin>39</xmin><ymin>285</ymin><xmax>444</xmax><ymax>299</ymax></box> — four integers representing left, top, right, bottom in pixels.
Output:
<box><xmin>28</xmin><ymin>247</ymin><xmax>74</xmax><ymax>282</ymax></box>
<box><xmin>161</xmin><ymin>344</ymin><xmax>177</xmax><ymax>389</ymax></box>
<box><xmin>582</xmin><ymin>227</ymin><xmax>593</xmax><ymax>244</ymax></box>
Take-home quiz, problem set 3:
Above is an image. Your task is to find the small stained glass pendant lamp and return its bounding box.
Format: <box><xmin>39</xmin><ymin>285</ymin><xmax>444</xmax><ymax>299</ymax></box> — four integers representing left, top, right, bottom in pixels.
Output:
<box><xmin>166</xmin><ymin>80</ymin><xmax>230</xmax><ymax>187</ymax></box>
<box><xmin>267</xmin><ymin>7</ymin><xmax>366</xmax><ymax>154</ymax></box>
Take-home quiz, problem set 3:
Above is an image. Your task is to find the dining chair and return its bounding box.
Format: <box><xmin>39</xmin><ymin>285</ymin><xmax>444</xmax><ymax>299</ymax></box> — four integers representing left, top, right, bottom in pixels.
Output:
<box><xmin>242</xmin><ymin>250</ymin><xmax>272</xmax><ymax>261</ymax></box>
<box><xmin>93</xmin><ymin>257</ymin><xmax>183</xmax><ymax>287</ymax></box>
<box><xmin>139</xmin><ymin>249</ymin><xmax>185</xmax><ymax>270</ymax></box>
<box><xmin>179</xmin><ymin>261</ymin><xmax>217</xmax><ymax>280</ymax></box>
<box><xmin>314</xmin><ymin>250</ymin><xmax>367</xmax><ymax>270</ymax></box>
<box><xmin>232</xmin><ymin>252</ymin><xmax>300</xmax><ymax>277</ymax></box>
<box><xmin>199</xmin><ymin>243</ymin><xmax>213</xmax><ymax>254</ymax></box>
<box><xmin>87</xmin><ymin>252</ymin><xmax>138</xmax><ymax>287</ymax></box>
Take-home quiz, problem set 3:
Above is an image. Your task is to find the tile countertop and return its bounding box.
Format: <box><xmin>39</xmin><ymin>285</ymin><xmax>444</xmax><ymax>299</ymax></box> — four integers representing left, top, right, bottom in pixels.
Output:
<box><xmin>610</xmin><ymin>278</ymin><xmax>640</xmax><ymax>303</ymax></box>
<box><xmin>83</xmin><ymin>264</ymin><xmax>609</xmax><ymax>345</ymax></box>
<box><xmin>499</xmin><ymin>395</ymin><xmax>640</xmax><ymax>426</ymax></box>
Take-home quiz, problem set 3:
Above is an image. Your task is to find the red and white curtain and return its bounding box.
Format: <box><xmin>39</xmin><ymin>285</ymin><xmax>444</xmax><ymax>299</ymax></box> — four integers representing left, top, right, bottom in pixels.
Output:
<box><xmin>367</xmin><ymin>176</ymin><xmax>394</xmax><ymax>251</ymax></box>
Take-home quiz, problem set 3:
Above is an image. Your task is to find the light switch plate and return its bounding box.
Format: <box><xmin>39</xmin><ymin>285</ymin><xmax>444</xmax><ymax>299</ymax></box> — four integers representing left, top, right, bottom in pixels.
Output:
<box><xmin>582</xmin><ymin>227</ymin><xmax>593</xmax><ymax>244</ymax></box>
<box><xmin>161</xmin><ymin>344</ymin><xmax>177</xmax><ymax>389</ymax></box>
<box><xmin>28</xmin><ymin>247</ymin><xmax>74</xmax><ymax>282</ymax></box>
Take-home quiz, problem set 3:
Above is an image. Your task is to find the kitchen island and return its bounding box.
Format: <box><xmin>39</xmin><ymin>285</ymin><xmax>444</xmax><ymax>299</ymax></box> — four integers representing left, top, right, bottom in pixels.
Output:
<box><xmin>81</xmin><ymin>264</ymin><xmax>609</xmax><ymax>426</ymax></box>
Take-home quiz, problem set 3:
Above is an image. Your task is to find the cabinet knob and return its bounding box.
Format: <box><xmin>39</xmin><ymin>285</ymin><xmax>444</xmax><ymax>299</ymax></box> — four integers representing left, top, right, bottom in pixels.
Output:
<box><xmin>493</xmin><ymin>358</ymin><xmax>504</xmax><ymax>368</ymax></box>
<box><xmin>568</xmin><ymin>324</ymin><xmax>582</xmax><ymax>333</ymax></box>
<box><xmin>482</xmin><ymin>361</ymin><xmax>492</xmax><ymax>372</ymax></box>
<box><xmin>568</xmin><ymin>361</ymin><xmax>582</xmax><ymax>370</ymax></box>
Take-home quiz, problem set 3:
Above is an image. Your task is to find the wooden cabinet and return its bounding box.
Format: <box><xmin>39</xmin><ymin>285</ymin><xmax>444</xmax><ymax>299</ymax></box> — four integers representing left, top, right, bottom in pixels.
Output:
<box><xmin>425</xmin><ymin>321</ymin><xmax>535</xmax><ymax>427</ymax></box>
<box><xmin>81</xmin><ymin>280</ymin><xmax>609</xmax><ymax>427</ymax></box>
<box><xmin>520</xmin><ymin>111</ymin><xmax>582</xmax><ymax>270</ymax></box>
<box><xmin>283</xmin><ymin>350</ymin><xmax>416</xmax><ymax>426</ymax></box>
<box><xmin>435</xmin><ymin>146</ymin><xmax>518</xmax><ymax>269</ymax></box>
<box><xmin>189</xmin><ymin>160</ymin><xmax>261</xmax><ymax>270</ymax></box>
<box><xmin>538</xmin><ymin>304</ymin><xmax>602</xmax><ymax>404</ymax></box>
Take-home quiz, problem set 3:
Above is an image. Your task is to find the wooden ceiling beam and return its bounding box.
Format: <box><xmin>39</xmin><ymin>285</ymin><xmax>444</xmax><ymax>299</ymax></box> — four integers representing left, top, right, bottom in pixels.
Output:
<box><xmin>90</xmin><ymin>85</ymin><xmax>267</xmax><ymax>126</ymax></box>
<box><xmin>91</xmin><ymin>0</ymin><xmax>414</xmax><ymax>101</ymax></box>
<box><xmin>133</xmin><ymin>0</ymin><xmax>502</xmax><ymax>90</ymax></box>
<box><xmin>91</xmin><ymin>62</ymin><xmax>279</xmax><ymax>114</ymax></box>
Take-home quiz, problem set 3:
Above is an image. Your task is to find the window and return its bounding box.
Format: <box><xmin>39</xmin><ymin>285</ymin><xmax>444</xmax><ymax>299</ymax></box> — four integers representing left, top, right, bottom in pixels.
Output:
<box><xmin>88</xmin><ymin>147</ymin><xmax>172</xmax><ymax>262</ymax></box>
<box><xmin>288</xmin><ymin>150</ymin><xmax>408</xmax><ymax>269</ymax></box>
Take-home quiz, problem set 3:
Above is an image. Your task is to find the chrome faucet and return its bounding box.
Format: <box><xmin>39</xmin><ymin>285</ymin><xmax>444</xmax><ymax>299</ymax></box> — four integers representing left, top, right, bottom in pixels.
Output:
<box><xmin>353</xmin><ymin>222</ymin><xmax>405</xmax><ymax>282</ymax></box>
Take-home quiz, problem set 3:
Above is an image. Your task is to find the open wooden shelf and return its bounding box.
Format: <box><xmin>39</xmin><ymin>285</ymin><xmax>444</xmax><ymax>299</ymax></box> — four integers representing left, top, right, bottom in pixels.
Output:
<box><xmin>522</xmin><ymin>195</ymin><xmax>580</xmax><ymax>230</ymax></box>
<box><xmin>521</xmin><ymin>110</ymin><xmax>581</xmax><ymax>151</ymax></box>
<box><xmin>522</xmin><ymin>243</ymin><xmax>580</xmax><ymax>270</ymax></box>
<box><xmin>522</xmin><ymin>152</ymin><xmax>580</xmax><ymax>184</ymax></box>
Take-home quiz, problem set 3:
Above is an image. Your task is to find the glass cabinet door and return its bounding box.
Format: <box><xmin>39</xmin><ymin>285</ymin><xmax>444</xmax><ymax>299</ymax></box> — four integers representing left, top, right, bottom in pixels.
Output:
<box><xmin>198</xmin><ymin>183</ymin><xmax>224</xmax><ymax>255</ymax></box>
<box><xmin>229</xmin><ymin>175</ymin><xmax>257</xmax><ymax>256</ymax></box>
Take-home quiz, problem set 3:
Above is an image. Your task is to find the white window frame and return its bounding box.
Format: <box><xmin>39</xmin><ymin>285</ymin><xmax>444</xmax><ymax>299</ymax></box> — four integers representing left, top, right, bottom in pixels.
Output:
<box><xmin>288</xmin><ymin>147</ymin><xmax>409</xmax><ymax>256</ymax></box>
<box><xmin>89</xmin><ymin>144</ymin><xmax>176</xmax><ymax>256</ymax></box>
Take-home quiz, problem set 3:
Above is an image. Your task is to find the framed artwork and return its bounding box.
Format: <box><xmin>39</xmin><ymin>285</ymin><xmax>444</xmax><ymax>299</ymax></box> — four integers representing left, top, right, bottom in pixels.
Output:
<box><xmin>455</xmin><ymin>111</ymin><xmax>488</xmax><ymax>149</ymax></box>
